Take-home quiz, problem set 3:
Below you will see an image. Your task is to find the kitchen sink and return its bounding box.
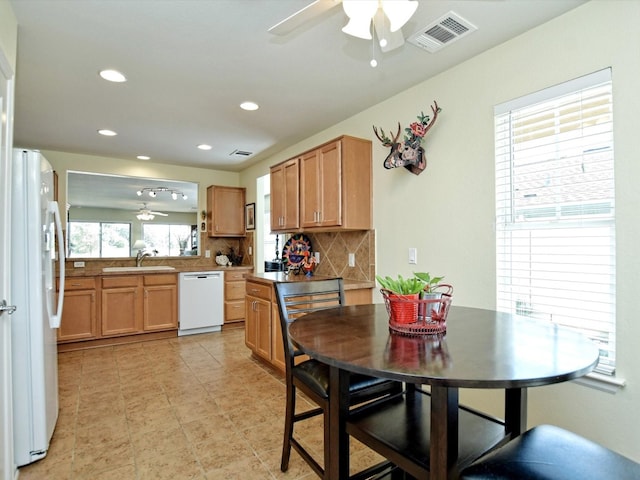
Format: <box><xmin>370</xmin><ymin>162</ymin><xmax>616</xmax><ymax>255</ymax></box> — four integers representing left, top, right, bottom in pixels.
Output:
<box><xmin>102</xmin><ymin>266</ymin><xmax>176</xmax><ymax>273</ymax></box>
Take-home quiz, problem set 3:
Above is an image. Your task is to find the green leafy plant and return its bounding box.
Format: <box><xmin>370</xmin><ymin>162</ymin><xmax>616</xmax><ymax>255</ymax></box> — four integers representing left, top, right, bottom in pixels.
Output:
<box><xmin>413</xmin><ymin>272</ymin><xmax>445</xmax><ymax>293</ymax></box>
<box><xmin>376</xmin><ymin>274</ymin><xmax>424</xmax><ymax>295</ymax></box>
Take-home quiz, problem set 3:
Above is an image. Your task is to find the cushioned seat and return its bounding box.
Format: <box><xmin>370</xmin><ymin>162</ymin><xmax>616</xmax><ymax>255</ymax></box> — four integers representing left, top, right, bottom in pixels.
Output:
<box><xmin>274</xmin><ymin>278</ymin><xmax>402</xmax><ymax>478</ymax></box>
<box><xmin>460</xmin><ymin>424</ymin><xmax>640</xmax><ymax>480</ymax></box>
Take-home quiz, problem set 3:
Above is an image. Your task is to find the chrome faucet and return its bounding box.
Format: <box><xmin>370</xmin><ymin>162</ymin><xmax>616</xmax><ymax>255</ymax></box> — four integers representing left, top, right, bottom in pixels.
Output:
<box><xmin>136</xmin><ymin>250</ymin><xmax>152</xmax><ymax>267</ymax></box>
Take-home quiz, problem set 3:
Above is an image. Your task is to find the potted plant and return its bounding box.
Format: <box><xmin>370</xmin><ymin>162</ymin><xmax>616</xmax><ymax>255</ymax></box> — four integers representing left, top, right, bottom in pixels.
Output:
<box><xmin>414</xmin><ymin>272</ymin><xmax>447</xmax><ymax>320</ymax></box>
<box><xmin>376</xmin><ymin>274</ymin><xmax>424</xmax><ymax>324</ymax></box>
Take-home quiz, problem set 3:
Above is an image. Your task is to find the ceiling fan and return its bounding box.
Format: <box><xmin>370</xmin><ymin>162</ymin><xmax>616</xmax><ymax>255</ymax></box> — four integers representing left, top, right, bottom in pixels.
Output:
<box><xmin>135</xmin><ymin>203</ymin><xmax>168</xmax><ymax>221</ymax></box>
<box><xmin>268</xmin><ymin>0</ymin><xmax>418</xmax><ymax>53</ymax></box>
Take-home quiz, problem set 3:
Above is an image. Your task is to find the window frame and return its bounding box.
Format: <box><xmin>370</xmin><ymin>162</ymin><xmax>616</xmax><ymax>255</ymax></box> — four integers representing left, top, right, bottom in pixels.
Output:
<box><xmin>494</xmin><ymin>68</ymin><xmax>615</xmax><ymax>376</ymax></box>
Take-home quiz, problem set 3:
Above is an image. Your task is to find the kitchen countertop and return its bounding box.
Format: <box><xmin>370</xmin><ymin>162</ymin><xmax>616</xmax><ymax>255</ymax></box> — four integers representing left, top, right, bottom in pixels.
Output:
<box><xmin>247</xmin><ymin>272</ymin><xmax>375</xmax><ymax>291</ymax></box>
<box><xmin>64</xmin><ymin>264</ymin><xmax>254</xmax><ymax>277</ymax></box>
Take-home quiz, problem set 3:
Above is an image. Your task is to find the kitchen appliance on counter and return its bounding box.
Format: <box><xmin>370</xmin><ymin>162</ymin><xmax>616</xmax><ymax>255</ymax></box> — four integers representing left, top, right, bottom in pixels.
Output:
<box><xmin>264</xmin><ymin>260</ymin><xmax>285</xmax><ymax>272</ymax></box>
<box><xmin>11</xmin><ymin>149</ymin><xmax>65</xmax><ymax>466</ymax></box>
<box><xmin>178</xmin><ymin>271</ymin><xmax>223</xmax><ymax>336</ymax></box>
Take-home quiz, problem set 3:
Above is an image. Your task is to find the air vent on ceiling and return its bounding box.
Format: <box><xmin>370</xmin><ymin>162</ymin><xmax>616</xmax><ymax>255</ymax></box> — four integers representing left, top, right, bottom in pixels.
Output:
<box><xmin>229</xmin><ymin>149</ymin><xmax>253</xmax><ymax>157</ymax></box>
<box><xmin>408</xmin><ymin>11</ymin><xmax>477</xmax><ymax>53</ymax></box>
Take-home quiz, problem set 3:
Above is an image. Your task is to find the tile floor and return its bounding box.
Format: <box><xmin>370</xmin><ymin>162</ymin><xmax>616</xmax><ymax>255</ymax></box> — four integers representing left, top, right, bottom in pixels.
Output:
<box><xmin>18</xmin><ymin>326</ymin><xmax>385</xmax><ymax>479</ymax></box>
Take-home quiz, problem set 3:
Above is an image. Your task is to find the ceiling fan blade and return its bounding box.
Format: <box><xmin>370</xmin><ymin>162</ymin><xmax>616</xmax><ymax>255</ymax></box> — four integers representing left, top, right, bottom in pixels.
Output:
<box><xmin>374</xmin><ymin>9</ymin><xmax>405</xmax><ymax>52</ymax></box>
<box><xmin>268</xmin><ymin>0</ymin><xmax>342</xmax><ymax>35</ymax></box>
<box><xmin>150</xmin><ymin>211</ymin><xmax>168</xmax><ymax>216</ymax></box>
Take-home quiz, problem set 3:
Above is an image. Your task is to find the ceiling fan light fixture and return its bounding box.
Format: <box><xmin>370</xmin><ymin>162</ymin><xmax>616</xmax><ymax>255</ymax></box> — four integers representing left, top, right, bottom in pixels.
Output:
<box><xmin>137</xmin><ymin>213</ymin><xmax>154</xmax><ymax>221</ymax></box>
<box><xmin>342</xmin><ymin>0</ymin><xmax>378</xmax><ymax>39</ymax></box>
<box><xmin>381</xmin><ymin>0</ymin><xmax>418</xmax><ymax>32</ymax></box>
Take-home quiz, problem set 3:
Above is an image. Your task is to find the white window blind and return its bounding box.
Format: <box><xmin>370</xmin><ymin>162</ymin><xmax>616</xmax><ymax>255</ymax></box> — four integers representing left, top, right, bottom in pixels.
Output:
<box><xmin>495</xmin><ymin>69</ymin><xmax>615</xmax><ymax>375</ymax></box>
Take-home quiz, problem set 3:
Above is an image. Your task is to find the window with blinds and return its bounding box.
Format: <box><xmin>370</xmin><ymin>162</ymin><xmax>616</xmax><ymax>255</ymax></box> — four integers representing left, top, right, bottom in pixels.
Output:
<box><xmin>495</xmin><ymin>69</ymin><xmax>615</xmax><ymax>375</ymax></box>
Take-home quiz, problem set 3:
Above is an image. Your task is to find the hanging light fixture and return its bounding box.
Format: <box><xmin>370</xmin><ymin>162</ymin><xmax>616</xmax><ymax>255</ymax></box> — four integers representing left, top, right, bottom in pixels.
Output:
<box><xmin>136</xmin><ymin>212</ymin><xmax>155</xmax><ymax>221</ymax></box>
<box><xmin>342</xmin><ymin>0</ymin><xmax>418</xmax><ymax>40</ymax></box>
<box><xmin>382</xmin><ymin>0</ymin><xmax>418</xmax><ymax>32</ymax></box>
<box><xmin>342</xmin><ymin>0</ymin><xmax>378</xmax><ymax>39</ymax></box>
<box><xmin>136</xmin><ymin>187</ymin><xmax>188</xmax><ymax>200</ymax></box>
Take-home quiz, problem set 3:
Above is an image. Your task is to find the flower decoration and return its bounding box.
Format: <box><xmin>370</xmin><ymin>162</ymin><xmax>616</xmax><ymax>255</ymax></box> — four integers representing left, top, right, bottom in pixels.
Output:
<box><xmin>373</xmin><ymin>101</ymin><xmax>441</xmax><ymax>176</ymax></box>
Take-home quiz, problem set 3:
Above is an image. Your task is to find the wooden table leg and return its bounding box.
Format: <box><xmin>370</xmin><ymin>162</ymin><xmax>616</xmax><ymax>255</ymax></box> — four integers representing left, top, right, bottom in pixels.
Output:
<box><xmin>430</xmin><ymin>386</ymin><xmax>459</xmax><ymax>480</ymax></box>
<box><xmin>328</xmin><ymin>366</ymin><xmax>350</xmax><ymax>480</ymax></box>
<box><xmin>505</xmin><ymin>387</ymin><xmax>527</xmax><ymax>438</ymax></box>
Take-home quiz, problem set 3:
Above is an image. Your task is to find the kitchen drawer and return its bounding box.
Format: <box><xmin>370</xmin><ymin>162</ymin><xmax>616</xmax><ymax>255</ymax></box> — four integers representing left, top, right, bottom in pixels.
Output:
<box><xmin>225</xmin><ymin>281</ymin><xmax>246</xmax><ymax>301</ymax></box>
<box><xmin>143</xmin><ymin>273</ymin><xmax>177</xmax><ymax>286</ymax></box>
<box><xmin>225</xmin><ymin>270</ymin><xmax>246</xmax><ymax>282</ymax></box>
<box><xmin>225</xmin><ymin>300</ymin><xmax>245</xmax><ymax>321</ymax></box>
<box><xmin>62</xmin><ymin>277</ymin><xmax>96</xmax><ymax>291</ymax></box>
<box><xmin>246</xmin><ymin>281</ymin><xmax>272</xmax><ymax>301</ymax></box>
<box><xmin>102</xmin><ymin>276</ymin><xmax>139</xmax><ymax>288</ymax></box>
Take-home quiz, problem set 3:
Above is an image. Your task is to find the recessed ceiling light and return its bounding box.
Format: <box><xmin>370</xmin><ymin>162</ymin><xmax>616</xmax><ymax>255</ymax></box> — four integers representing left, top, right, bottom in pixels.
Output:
<box><xmin>240</xmin><ymin>101</ymin><xmax>259</xmax><ymax>111</ymax></box>
<box><xmin>99</xmin><ymin>69</ymin><xmax>127</xmax><ymax>83</ymax></box>
<box><xmin>197</xmin><ymin>144</ymin><xmax>212</xmax><ymax>150</ymax></box>
<box><xmin>97</xmin><ymin>129</ymin><xmax>117</xmax><ymax>136</ymax></box>
<box><xmin>137</xmin><ymin>155</ymin><xmax>150</xmax><ymax>160</ymax></box>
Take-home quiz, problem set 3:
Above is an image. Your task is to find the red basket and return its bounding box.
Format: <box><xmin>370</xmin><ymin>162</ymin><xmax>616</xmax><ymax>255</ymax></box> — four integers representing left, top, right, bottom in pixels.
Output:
<box><xmin>381</xmin><ymin>284</ymin><xmax>453</xmax><ymax>335</ymax></box>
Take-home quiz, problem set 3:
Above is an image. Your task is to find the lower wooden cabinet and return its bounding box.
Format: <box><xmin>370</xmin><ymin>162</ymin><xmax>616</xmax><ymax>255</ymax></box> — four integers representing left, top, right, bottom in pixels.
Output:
<box><xmin>143</xmin><ymin>275</ymin><xmax>178</xmax><ymax>331</ymax></box>
<box><xmin>224</xmin><ymin>269</ymin><xmax>251</xmax><ymax>323</ymax></box>
<box><xmin>57</xmin><ymin>277</ymin><xmax>97</xmax><ymax>342</ymax></box>
<box><xmin>58</xmin><ymin>273</ymin><xmax>178</xmax><ymax>347</ymax></box>
<box><xmin>245</xmin><ymin>280</ymin><xmax>273</xmax><ymax>362</ymax></box>
<box><xmin>244</xmin><ymin>277</ymin><xmax>372</xmax><ymax>372</ymax></box>
<box><xmin>102</xmin><ymin>276</ymin><xmax>141</xmax><ymax>336</ymax></box>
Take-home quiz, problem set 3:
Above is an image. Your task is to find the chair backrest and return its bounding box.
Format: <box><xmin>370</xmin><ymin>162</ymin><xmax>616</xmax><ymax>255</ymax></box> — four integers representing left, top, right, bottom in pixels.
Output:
<box><xmin>274</xmin><ymin>278</ymin><xmax>345</xmax><ymax>369</ymax></box>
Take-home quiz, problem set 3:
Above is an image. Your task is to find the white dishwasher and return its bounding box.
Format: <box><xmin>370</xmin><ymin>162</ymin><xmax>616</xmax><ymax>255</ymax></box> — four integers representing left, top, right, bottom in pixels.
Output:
<box><xmin>178</xmin><ymin>271</ymin><xmax>224</xmax><ymax>336</ymax></box>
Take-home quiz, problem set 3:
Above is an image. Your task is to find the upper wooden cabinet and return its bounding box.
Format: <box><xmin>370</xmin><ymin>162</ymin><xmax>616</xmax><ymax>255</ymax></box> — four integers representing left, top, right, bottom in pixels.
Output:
<box><xmin>270</xmin><ymin>158</ymin><xmax>300</xmax><ymax>232</ymax></box>
<box><xmin>272</xmin><ymin>135</ymin><xmax>372</xmax><ymax>233</ymax></box>
<box><xmin>207</xmin><ymin>185</ymin><xmax>246</xmax><ymax>237</ymax></box>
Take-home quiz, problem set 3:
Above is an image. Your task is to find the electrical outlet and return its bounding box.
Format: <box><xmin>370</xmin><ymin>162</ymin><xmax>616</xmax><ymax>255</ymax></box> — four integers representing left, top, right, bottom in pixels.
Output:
<box><xmin>408</xmin><ymin>248</ymin><xmax>417</xmax><ymax>265</ymax></box>
<box><xmin>205</xmin><ymin>250</ymin><xmax>211</xmax><ymax>258</ymax></box>
<box><xmin>73</xmin><ymin>261</ymin><xmax>85</xmax><ymax>268</ymax></box>
<box><xmin>248</xmin><ymin>246</ymin><xmax>253</xmax><ymax>255</ymax></box>
<box><xmin>348</xmin><ymin>253</ymin><xmax>355</xmax><ymax>267</ymax></box>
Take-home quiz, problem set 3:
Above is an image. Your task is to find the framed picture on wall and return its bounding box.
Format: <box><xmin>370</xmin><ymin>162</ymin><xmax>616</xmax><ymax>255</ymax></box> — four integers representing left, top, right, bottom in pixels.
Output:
<box><xmin>245</xmin><ymin>203</ymin><xmax>255</xmax><ymax>230</ymax></box>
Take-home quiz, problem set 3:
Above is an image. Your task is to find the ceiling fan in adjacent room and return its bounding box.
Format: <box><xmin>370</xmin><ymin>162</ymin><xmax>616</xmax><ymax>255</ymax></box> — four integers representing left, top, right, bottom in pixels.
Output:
<box><xmin>268</xmin><ymin>0</ymin><xmax>419</xmax><ymax>53</ymax></box>
<box><xmin>135</xmin><ymin>203</ymin><xmax>168</xmax><ymax>221</ymax></box>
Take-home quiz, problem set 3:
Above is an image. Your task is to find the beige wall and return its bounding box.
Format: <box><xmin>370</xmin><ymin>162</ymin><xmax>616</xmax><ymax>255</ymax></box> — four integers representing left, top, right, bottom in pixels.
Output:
<box><xmin>0</xmin><ymin>0</ymin><xmax>17</xmax><ymax>69</ymax></box>
<box><xmin>241</xmin><ymin>1</ymin><xmax>640</xmax><ymax>461</ymax></box>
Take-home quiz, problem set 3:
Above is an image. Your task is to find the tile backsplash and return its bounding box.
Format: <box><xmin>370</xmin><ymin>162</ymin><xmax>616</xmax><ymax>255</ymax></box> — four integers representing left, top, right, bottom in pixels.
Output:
<box><xmin>306</xmin><ymin>230</ymin><xmax>375</xmax><ymax>282</ymax></box>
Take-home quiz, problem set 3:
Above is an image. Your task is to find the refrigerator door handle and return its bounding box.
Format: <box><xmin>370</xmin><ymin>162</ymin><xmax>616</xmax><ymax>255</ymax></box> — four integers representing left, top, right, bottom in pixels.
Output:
<box><xmin>0</xmin><ymin>300</ymin><xmax>17</xmax><ymax>315</ymax></box>
<box><xmin>48</xmin><ymin>200</ymin><xmax>65</xmax><ymax>328</ymax></box>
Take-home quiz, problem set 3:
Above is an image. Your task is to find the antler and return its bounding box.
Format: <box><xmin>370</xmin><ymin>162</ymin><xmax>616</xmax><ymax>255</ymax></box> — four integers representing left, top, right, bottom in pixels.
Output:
<box><xmin>373</xmin><ymin>122</ymin><xmax>401</xmax><ymax>147</ymax></box>
<box><xmin>421</xmin><ymin>101</ymin><xmax>441</xmax><ymax>137</ymax></box>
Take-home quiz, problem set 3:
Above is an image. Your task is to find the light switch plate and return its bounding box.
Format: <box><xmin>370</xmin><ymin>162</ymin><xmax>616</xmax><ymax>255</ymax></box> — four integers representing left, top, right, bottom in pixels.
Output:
<box><xmin>408</xmin><ymin>248</ymin><xmax>417</xmax><ymax>265</ymax></box>
<box><xmin>348</xmin><ymin>253</ymin><xmax>355</xmax><ymax>267</ymax></box>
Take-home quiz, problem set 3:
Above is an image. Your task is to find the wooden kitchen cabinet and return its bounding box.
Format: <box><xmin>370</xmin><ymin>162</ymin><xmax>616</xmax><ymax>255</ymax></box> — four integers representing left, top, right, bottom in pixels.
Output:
<box><xmin>224</xmin><ymin>269</ymin><xmax>250</xmax><ymax>324</ymax></box>
<box><xmin>102</xmin><ymin>273</ymin><xmax>177</xmax><ymax>337</ymax></box>
<box><xmin>101</xmin><ymin>276</ymin><xmax>141</xmax><ymax>336</ymax></box>
<box><xmin>142</xmin><ymin>274</ymin><xmax>178</xmax><ymax>331</ymax></box>
<box><xmin>298</xmin><ymin>135</ymin><xmax>372</xmax><ymax>231</ymax></box>
<box><xmin>244</xmin><ymin>277</ymin><xmax>373</xmax><ymax>372</ymax></box>
<box><xmin>57</xmin><ymin>277</ymin><xmax>97</xmax><ymax>342</ymax></box>
<box><xmin>300</xmin><ymin>141</ymin><xmax>341</xmax><ymax>227</ymax></box>
<box><xmin>270</xmin><ymin>158</ymin><xmax>300</xmax><ymax>232</ymax></box>
<box><xmin>245</xmin><ymin>280</ymin><xmax>272</xmax><ymax>361</ymax></box>
<box><xmin>207</xmin><ymin>185</ymin><xmax>246</xmax><ymax>237</ymax></box>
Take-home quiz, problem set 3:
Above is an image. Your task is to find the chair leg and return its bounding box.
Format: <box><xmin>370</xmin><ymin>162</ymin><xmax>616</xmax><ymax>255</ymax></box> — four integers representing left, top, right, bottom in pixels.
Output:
<box><xmin>281</xmin><ymin>381</ymin><xmax>296</xmax><ymax>472</ymax></box>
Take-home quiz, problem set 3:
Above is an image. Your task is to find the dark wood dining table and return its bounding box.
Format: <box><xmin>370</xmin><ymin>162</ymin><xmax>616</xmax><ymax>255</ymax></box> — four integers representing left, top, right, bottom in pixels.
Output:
<box><xmin>288</xmin><ymin>304</ymin><xmax>600</xmax><ymax>480</ymax></box>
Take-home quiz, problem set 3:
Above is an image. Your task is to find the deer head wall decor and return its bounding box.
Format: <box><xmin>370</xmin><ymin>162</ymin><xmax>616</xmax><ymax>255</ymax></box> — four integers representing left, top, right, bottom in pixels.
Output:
<box><xmin>373</xmin><ymin>101</ymin><xmax>441</xmax><ymax>176</ymax></box>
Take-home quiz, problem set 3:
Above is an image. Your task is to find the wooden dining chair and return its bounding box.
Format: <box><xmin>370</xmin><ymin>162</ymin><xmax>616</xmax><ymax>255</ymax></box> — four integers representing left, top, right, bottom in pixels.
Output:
<box><xmin>274</xmin><ymin>278</ymin><xmax>402</xmax><ymax>479</ymax></box>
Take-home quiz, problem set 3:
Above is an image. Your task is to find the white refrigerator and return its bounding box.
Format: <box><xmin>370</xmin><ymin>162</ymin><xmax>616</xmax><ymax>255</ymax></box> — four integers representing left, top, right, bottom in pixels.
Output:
<box><xmin>10</xmin><ymin>149</ymin><xmax>65</xmax><ymax>466</ymax></box>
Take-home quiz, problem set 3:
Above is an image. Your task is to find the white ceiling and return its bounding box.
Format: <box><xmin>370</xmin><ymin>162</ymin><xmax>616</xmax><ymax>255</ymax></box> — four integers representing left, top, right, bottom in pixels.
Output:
<box><xmin>10</xmin><ymin>0</ymin><xmax>585</xmax><ymax>173</ymax></box>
